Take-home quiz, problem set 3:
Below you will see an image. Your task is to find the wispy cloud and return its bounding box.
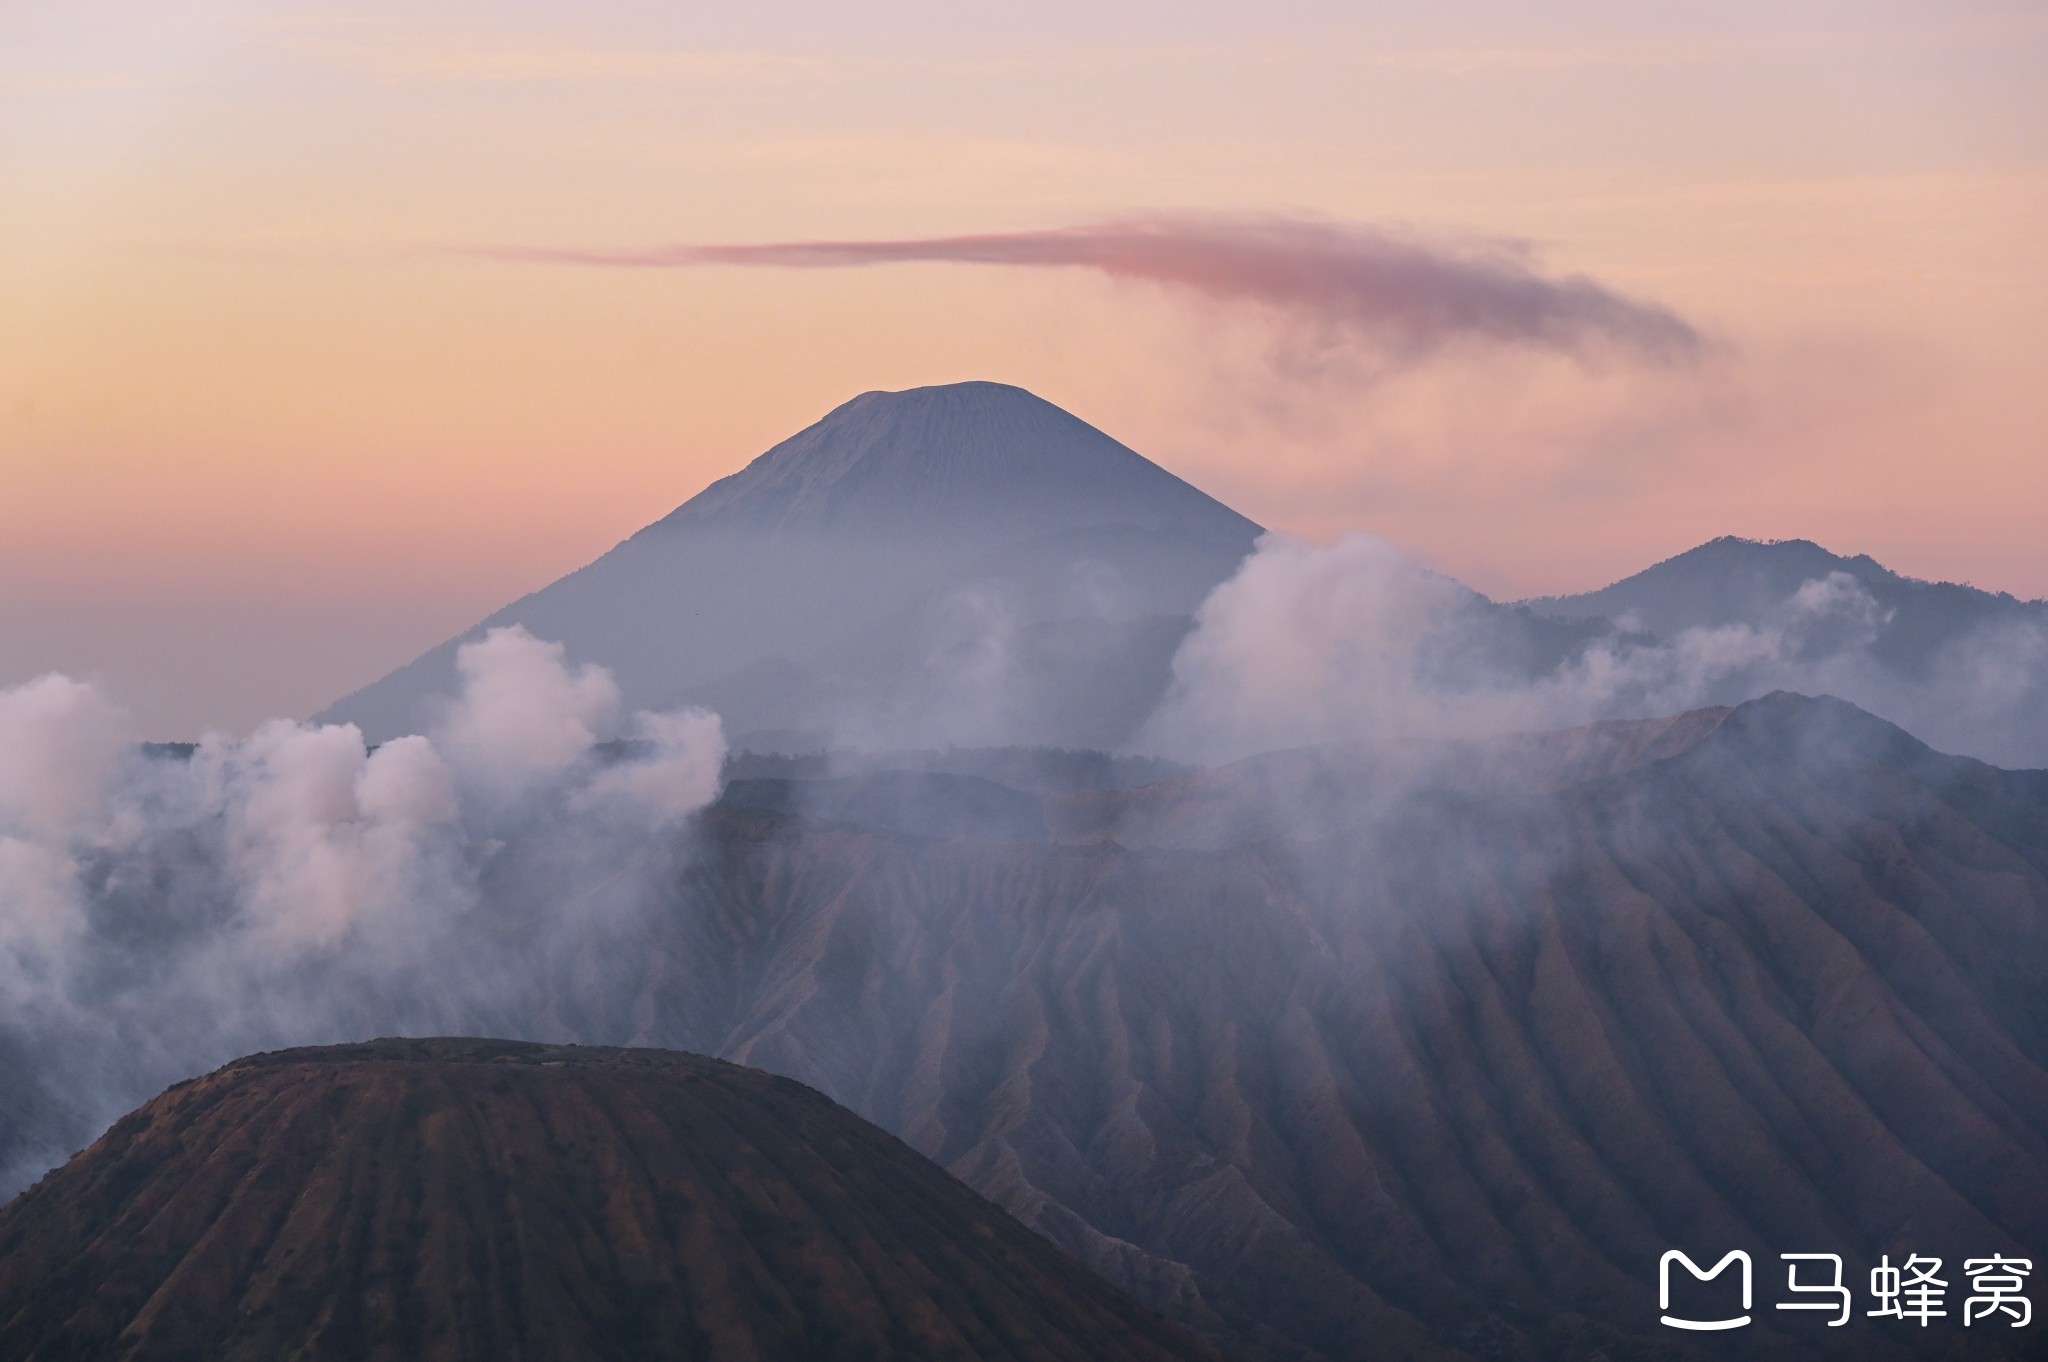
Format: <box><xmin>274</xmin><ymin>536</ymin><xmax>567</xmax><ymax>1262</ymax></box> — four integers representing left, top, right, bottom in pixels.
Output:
<box><xmin>465</xmin><ymin>216</ymin><xmax>1704</xmax><ymax>366</ymax></box>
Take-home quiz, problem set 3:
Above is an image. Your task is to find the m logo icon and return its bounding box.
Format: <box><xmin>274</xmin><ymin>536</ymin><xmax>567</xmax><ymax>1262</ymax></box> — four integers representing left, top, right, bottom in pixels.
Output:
<box><xmin>1661</xmin><ymin>1250</ymin><xmax>1753</xmax><ymax>1331</ymax></box>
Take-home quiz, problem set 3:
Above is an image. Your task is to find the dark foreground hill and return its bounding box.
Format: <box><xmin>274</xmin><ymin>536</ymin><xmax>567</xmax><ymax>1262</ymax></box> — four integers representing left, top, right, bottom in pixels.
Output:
<box><xmin>0</xmin><ymin>1039</ymin><xmax>1224</xmax><ymax>1362</ymax></box>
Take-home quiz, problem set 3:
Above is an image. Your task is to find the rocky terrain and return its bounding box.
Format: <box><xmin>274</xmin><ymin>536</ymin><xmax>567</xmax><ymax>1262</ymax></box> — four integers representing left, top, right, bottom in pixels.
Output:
<box><xmin>0</xmin><ymin>1038</ymin><xmax>1224</xmax><ymax>1362</ymax></box>
<box><xmin>3</xmin><ymin>694</ymin><xmax>2043</xmax><ymax>1360</ymax></box>
<box><xmin>570</xmin><ymin>692</ymin><xmax>2045</xmax><ymax>1360</ymax></box>
<box><xmin>10</xmin><ymin>369</ymin><xmax>2048</xmax><ymax>1357</ymax></box>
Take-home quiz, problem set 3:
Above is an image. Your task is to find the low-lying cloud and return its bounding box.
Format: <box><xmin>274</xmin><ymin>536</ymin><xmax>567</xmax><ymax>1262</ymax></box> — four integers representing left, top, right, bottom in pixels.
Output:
<box><xmin>6</xmin><ymin>547</ymin><xmax>2044</xmax><ymax>1197</ymax></box>
<box><xmin>0</xmin><ymin>626</ymin><xmax>724</xmax><ymax>1194</ymax></box>
<box><xmin>1140</xmin><ymin>533</ymin><xmax>2048</xmax><ymax>769</ymax></box>
<box><xmin>469</xmin><ymin>216</ymin><xmax>1704</xmax><ymax>367</ymax></box>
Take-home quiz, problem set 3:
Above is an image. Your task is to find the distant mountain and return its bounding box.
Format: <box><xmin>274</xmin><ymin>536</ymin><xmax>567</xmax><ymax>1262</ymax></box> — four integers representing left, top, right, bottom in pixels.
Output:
<box><xmin>1526</xmin><ymin>535</ymin><xmax>2048</xmax><ymax>678</ymax></box>
<box><xmin>0</xmin><ymin>1039</ymin><xmax>1224</xmax><ymax>1362</ymax></box>
<box><xmin>1516</xmin><ymin>537</ymin><xmax>2048</xmax><ymax>767</ymax></box>
<box><xmin>320</xmin><ymin>382</ymin><xmax>1264</xmax><ymax>748</ymax></box>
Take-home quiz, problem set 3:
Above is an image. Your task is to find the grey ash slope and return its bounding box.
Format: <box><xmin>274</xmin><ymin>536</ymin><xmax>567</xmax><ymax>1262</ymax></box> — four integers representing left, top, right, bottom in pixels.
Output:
<box><xmin>644</xmin><ymin>695</ymin><xmax>2048</xmax><ymax>1361</ymax></box>
<box><xmin>319</xmin><ymin>382</ymin><xmax>1263</xmax><ymax>748</ymax></box>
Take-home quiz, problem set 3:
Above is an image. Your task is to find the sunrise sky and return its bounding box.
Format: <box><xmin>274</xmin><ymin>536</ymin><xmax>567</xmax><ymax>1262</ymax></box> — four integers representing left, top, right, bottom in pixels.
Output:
<box><xmin>4</xmin><ymin>0</ymin><xmax>2045</xmax><ymax>736</ymax></box>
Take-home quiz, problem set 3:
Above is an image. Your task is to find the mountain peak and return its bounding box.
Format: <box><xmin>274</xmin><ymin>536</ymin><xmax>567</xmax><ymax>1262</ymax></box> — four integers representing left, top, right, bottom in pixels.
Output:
<box><xmin>655</xmin><ymin>380</ymin><xmax>1260</xmax><ymax>542</ymax></box>
<box><xmin>317</xmin><ymin>382</ymin><xmax>1263</xmax><ymax>742</ymax></box>
<box><xmin>1668</xmin><ymin>534</ymin><xmax>1885</xmax><ymax>576</ymax></box>
<box><xmin>1532</xmin><ymin>534</ymin><xmax>2039</xmax><ymax>621</ymax></box>
<box><xmin>844</xmin><ymin>378</ymin><xmax>1040</xmax><ymax>407</ymax></box>
<box><xmin>1524</xmin><ymin>536</ymin><xmax>2048</xmax><ymax>726</ymax></box>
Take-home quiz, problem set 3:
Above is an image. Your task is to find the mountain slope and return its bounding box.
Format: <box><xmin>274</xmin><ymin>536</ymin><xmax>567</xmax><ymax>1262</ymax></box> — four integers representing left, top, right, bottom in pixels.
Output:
<box><xmin>546</xmin><ymin>694</ymin><xmax>2045</xmax><ymax>1361</ymax></box>
<box><xmin>318</xmin><ymin>383</ymin><xmax>1263</xmax><ymax>747</ymax></box>
<box><xmin>3</xmin><ymin>697</ymin><xmax>2042</xmax><ymax>1358</ymax></box>
<box><xmin>0</xmin><ymin>1038</ymin><xmax>1226</xmax><ymax>1362</ymax></box>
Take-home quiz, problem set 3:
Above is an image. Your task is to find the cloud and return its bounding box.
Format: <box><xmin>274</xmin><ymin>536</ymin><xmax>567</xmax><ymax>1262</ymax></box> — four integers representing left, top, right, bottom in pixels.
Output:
<box><xmin>467</xmin><ymin>216</ymin><xmax>1705</xmax><ymax>367</ymax></box>
<box><xmin>0</xmin><ymin>674</ymin><xmax>132</xmax><ymax>839</ymax></box>
<box><xmin>432</xmin><ymin>626</ymin><xmax>622</xmax><ymax>795</ymax></box>
<box><xmin>0</xmin><ymin>632</ymin><xmax>728</xmax><ymax>1193</ymax></box>
<box><xmin>576</xmin><ymin>707</ymin><xmax>727</xmax><ymax>826</ymax></box>
<box><xmin>1136</xmin><ymin>535</ymin><xmax>1480</xmax><ymax>761</ymax></box>
<box><xmin>1138</xmin><ymin>532</ymin><xmax>2048</xmax><ymax>767</ymax></box>
<box><xmin>0</xmin><ymin>677</ymin><xmax>134</xmax><ymax>1003</ymax></box>
<box><xmin>200</xmin><ymin>721</ymin><xmax>466</xmax><ymax>959</ymax></box>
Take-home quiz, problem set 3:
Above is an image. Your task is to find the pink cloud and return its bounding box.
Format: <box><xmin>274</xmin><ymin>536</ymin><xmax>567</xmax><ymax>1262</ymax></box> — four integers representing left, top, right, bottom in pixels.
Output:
<box><xmin>466</xmin><ymin>215</ymin><xmax>1703</xmax><ymax>365</ymax></box>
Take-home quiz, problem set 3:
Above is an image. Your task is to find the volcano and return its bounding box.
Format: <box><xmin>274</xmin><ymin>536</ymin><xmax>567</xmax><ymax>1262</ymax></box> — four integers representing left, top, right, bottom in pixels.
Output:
<box><xmin>319</xmin><ymin>382</ymin><xmax>1264</xmax><ymax>749</ymax></box>
<box><xmin>0</xmin><ymin>1038</ymin><xmax>1223</xmax><ymax>1362</ymax></box>
<box><xmin>317</xmin><ymin>386</ymin><xmax>2048</xmax><ymax>762</ymax></box>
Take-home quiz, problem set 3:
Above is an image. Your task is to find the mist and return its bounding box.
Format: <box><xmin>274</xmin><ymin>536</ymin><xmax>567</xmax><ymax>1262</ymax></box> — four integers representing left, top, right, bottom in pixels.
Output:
<box><xmin>5</xmin><ymin>534</ymin><xmax>2045</xmax><ymax>1200</ymax></box>
<box><xmin>1138</xmin><ymin>532</ymin><xmax>2048</xmax><ymax>769</ymax></box>
<box><xmin>0</xmin><ymin>626</ymin><xmax>724</xmax><ymax>1195</ymax></box>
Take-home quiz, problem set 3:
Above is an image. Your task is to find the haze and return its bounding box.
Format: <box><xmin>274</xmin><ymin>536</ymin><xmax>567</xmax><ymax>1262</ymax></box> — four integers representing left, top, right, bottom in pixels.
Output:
<box><xmin>4</xmin><ymin>0</ymin><xmax>2045</xmax><ymax>737</ymax></box>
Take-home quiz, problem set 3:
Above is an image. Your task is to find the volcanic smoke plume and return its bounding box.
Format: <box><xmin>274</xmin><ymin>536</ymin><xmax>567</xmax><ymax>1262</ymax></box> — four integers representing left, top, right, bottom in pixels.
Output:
<box><xmin>0</xmin><ymin>626</ymin><xmax>726</xmax><ymax>1194</ymax></box>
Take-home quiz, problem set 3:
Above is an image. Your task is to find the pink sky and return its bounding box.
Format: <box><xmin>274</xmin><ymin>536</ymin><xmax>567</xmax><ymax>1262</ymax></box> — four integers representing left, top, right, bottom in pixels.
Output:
<box><xmin>4</xmin><ymin>1</ymin><xmax>2045</xmax><ymax>736</ymax></box>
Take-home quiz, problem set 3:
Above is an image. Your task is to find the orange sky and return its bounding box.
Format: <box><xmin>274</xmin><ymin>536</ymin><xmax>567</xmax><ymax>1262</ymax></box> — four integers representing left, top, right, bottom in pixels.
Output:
<box><xmin>4</xmin><ymin>1</ymin><xmax>2045</xmax><ymax>736</ymax></box>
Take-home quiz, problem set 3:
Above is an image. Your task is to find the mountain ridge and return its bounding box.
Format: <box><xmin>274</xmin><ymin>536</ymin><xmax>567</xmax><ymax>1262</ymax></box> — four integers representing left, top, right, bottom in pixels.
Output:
<box><xmin>317</xmin><ymin>384</ymin><xmax>2045</xmax><ymax>764</ymax></box>
<box><xmin>1524</xmin><ymin>534</ymin><xmax>2048</xmax><ymax>666</ymax></box>
<box><xmin>626</xmin><ymin>692</ymin><xmax>2048</xmax><ymax>1360</ymax></box>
